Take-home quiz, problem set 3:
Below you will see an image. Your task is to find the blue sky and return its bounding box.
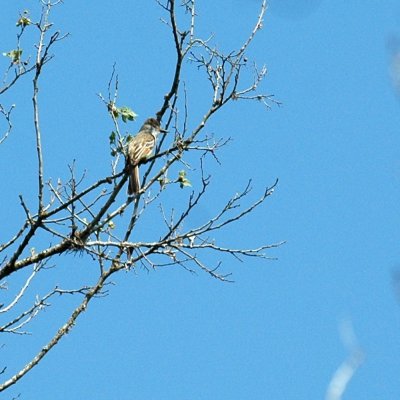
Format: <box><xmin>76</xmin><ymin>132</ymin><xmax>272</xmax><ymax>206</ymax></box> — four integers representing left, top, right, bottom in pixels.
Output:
<box><xmin>1</xmin><ymin>1</ymin><xmax>400</xmax><ymax>399</ymax></box>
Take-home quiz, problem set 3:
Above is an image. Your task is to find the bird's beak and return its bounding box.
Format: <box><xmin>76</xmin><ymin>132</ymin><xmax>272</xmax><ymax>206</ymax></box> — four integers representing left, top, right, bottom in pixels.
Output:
<box><xmin>160</xmin><ymin>127</ymin><xmax>168</xmax><ymax>134</ymax></box>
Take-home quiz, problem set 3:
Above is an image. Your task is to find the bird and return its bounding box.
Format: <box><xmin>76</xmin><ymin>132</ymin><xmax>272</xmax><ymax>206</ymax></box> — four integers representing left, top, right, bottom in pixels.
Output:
<box><xmin>126</xmin><ymin>117</ymin><xmax>166</xmax><ymax>195</ymax></box>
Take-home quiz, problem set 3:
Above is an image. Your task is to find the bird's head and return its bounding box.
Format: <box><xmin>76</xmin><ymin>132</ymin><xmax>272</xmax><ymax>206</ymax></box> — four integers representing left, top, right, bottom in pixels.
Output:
<box><xmin>142</xmin><ymin>117</ymin><xmax>167</xmax><ymax>134</ymax></box>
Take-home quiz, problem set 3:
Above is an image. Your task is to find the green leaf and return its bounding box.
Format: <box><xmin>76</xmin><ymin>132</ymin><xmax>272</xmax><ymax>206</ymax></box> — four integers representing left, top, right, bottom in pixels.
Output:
<box><xmin>108</xmin><ymin>220</ymin><xmax>115</xmax><ymax>229</ymax></box>
<box><xmin>180</xmin><ymin>180</ymin><xmax>192</xmax><ymax>188</ymax></box>
<box><xmin>109</xmin><ymin>131</ymin><xmax>116</xmax><ymax>145</ymax></box>
<box><xmin>3</xmin><ymin>49</ymin><xmax>23</xmax><ymax>64</ymax></box>
<box><xmin>16</xmin><ymin>13</ymin><xmax>31</xmax><ymax>27</ymax></box>
<box><xmin>178</xmin><ymin>170</ymin><xmax>192</xmax><ymax>189</ymax></box>
<box><xmin>107</xmin><ymin>103</ymin><xmax>137</xmax><ymax>123</ymax></box>
<box><xmin>119</xmin><ymin>106</ymin><xmax>138</xmax><ymax>123</ymax></box>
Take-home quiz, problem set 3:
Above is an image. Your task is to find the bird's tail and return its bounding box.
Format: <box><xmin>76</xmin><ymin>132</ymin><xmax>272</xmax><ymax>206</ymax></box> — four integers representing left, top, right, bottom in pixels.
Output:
<box><xmin>128</xmin><ymin>165</ymin><xmax>140</xmax><ymax>195</ymax></box>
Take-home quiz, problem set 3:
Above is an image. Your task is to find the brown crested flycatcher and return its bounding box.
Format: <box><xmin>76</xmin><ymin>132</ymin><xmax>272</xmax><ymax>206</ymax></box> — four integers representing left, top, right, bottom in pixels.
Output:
<box><xmin>127</xmin><ymin>117</ymin><xmax>166</xmax><ymax>195</ymax></box>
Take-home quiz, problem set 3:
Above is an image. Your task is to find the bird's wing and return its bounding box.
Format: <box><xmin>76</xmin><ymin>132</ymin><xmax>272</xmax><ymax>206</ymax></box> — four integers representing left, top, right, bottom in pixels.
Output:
<box><xmin>128</xmin><ymin>133</ymin><xmax>155</xmax><ymax>165</ymax></box>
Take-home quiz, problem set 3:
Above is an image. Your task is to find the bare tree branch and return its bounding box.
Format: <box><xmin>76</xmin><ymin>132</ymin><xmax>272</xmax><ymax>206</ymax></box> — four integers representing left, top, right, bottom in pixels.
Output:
<box><xmin>0</xmin><ymin>0</ymin><xmax>280</xmax><ymax>393</ymax></box>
